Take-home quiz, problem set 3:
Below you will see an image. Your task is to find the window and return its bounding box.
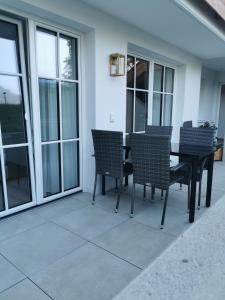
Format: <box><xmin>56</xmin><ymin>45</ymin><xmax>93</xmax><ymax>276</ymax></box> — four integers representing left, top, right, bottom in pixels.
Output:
<box><xmin>36</xmin><ymin>27</ymin><xmax>80</xmax><ymax>199</ymax></box>
<box><xmin>126</xmin><ymin>55</ymin><xmax>149</xmax><ymax>133</ymax></box>
<box><xmin>152</xmin><ymin>64</ymin><xmax>174</xmax><ymax>126</ymax></box>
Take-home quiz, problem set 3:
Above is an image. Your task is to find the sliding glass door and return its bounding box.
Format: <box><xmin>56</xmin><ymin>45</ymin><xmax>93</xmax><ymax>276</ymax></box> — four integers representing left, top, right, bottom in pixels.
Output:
<box><xmin>0</xmin><ymin>17</ymin><xmax>35</xmax><ymax>217</ymax></box>
<box><xmin>35</xmin><ymin>26</ymin><xmax>81</xmax><ymax>202</ymax></box>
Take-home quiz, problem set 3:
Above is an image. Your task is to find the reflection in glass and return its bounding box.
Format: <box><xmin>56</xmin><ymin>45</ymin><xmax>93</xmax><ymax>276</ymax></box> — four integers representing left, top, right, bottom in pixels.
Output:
<box><xmin>163</xmin><ymin>95</ymin><xmax>173</xmax><ymax>126</ymax></box>
<box><xmin>164</xmin><ymin>67</ymin><xmax>174</xmax><ymax>93</ymax></box>
<box><xmin>153</xmin><ymin>64</ymin><xmax>163</xmax><ymax>92</ymax></box>
<box><xmin>42</xmin><ymin>143</ymin><xmax>60</xmax><ymax>197</ymax></box>
<box><xmin>63</xmin><ymin>141</ymin><xmax>79</xmax><ymax>190</ymax></box>
<box><xmin>135</xmin><ymin>91</ymin><xmax>148</xmax><ymax>132</ymax></box>
<box><xmin>126</xmin><ymin>90</ymin><xmax>134</xmax><ymax>133</ymax></box>
<box><xmin>0</xmin><ymin>75</ymin><xmax>26</xmax><ymax>145</ymax></box>
<box><xmin>39</xmin><ymin>79</ymin><xmax>59</xmax><ymax>142</ymax></box>
<box><xmin>60</xmin><ymin>35</ymin><xmax>78</xmax><ymax>80</ymax></box>
<box><xmin>37</xmin><ymin>28</ymin><xmax>57</xmax><ymax>77</ymax></box>
<box><xmin>152</xmin><ymin>93</ymin><xmax>162</xmax><ymax>126</ymax></box>
<box><xmin>0</xmin><ymin>20</ymin><xmax>20</xmax><ymax>73</ymax></box>
<box><xmin>61</xmin><ymin>82</ymin><xmax>78</xmax><ymax>139</ymax></box>
<box><xmin>5</xmin><ymin>147</ymin><xmax>31</xmax><ymax>209</ymax></box>
<box><xmin>0</xmin><ymin>159</ymin><xmax>4</xmax><ymax>212</ymax></box>
<box><xmin>127</xmin><ymin>55</ymin><xmax>135</xmax><ymax>88</ymax></box>
<box><xmin>136</xmin><ymin>59</ymin><xmax>149</xmax><ymax>90</ymax></box>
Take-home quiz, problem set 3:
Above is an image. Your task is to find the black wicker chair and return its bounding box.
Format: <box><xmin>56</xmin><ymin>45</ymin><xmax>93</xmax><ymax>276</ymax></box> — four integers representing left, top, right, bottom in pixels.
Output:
<box><xmin>183</xmin><ymin>121</ymin><xmax>193</xmax><ymax>128</ymax></box>
<box><xmin>145</xmin><ymin>125</ymin><xmax>173</xmax><ymax>136</ymax></box>
<box><xmin>179</xmin><ymin>127</ymin><xmax>216</xmax><ymax>210</ymax></box>
<box><xmin>145</xmin><ymin>125</ymin><xmax>173</xmax><ymax>200</ymax></box>
<box><xmin>91</xmin><ymin>129</ymin><xmax>133</xmax><ymax>212</ymax></box>
<box><xmin>130</xmin><ymin>133</ymin><xmax>188</xmax><ymax>228</ymax></box>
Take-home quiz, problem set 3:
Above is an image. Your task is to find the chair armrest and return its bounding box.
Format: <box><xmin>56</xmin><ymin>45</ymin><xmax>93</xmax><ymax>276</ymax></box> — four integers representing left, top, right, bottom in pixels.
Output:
<box><xmin>170</xmin><ymin>162</ymin><xmax>190</xmax><ymax>172</ymax></box>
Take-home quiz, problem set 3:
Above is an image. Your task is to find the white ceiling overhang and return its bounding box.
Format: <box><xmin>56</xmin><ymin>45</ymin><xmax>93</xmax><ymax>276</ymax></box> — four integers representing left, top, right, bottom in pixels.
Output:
<box><xmin>82</xmin><ymin>0</ymin><xmax>225</xmax><ymax>71</ymax></box>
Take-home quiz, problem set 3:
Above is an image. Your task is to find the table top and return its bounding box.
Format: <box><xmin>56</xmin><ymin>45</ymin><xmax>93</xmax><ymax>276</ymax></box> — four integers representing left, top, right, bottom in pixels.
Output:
<box><xmin>124</xmin><ymin>142</ymin><xmax>221</xmax><ymax>160</ymax></box>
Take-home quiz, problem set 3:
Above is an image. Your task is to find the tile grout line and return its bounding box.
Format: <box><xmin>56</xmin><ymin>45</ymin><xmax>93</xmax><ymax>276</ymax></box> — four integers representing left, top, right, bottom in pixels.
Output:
<box><xmin>27</xmin><ymin>278</ymin><xmax>55</xmax><ymax>300</ymax></box>
<box><xmin>89</xmin><ymin>240</ymin><xmax>143</xmax><ymax>271</ymax></box>
<box><xmin>0</xmin><ymin>278</ymin><xmax>26</xmax><ymax>295</ymax></box>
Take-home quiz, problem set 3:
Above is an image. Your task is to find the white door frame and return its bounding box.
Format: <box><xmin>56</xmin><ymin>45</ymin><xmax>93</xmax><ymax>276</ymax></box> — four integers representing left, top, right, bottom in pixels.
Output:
<box><xmin>29</xmin><ymin>20</ymin><xmax>83</xmax><ymax>205</ymax></box>
<box><xmin>0</xmin><ymin>15</ymin><xmax>36</xmax><ymax>218</ymax></box>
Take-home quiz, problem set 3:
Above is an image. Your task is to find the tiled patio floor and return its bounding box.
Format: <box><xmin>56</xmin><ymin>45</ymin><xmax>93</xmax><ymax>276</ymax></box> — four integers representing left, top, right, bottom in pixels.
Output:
<box><xmin>0</xmin><ymin>161</ymin><xmax>224</xmax><ymax>300</ymax></box>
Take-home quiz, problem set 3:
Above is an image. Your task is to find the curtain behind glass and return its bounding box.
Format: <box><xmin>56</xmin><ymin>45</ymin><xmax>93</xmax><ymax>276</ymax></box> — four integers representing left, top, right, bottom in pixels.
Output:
<box><xmin>39</xmin><ymin>79</ymin><xmax>59</xmax><ymax>142</ymax></box>
<box><xmin>42</xmin><ymin>144</ymin><xmax>60</xmax><ymax>197</ymax></box>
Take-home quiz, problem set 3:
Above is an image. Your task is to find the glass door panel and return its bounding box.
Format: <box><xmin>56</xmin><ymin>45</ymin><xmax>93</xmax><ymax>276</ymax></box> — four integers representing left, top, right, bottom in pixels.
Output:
<box><xmin>0</xmin><ymin>158</ymin><xmax>4</xmax><ymax>212</ymax></box>
<box><xmin>39</xmin><ymin>79</ymin><xmax>59</xmax><ymax>142</ymax></box>
<box><xmin>135</xmin><ymin>91</ymin><xmax>148</xmax><ymax>132</ymax></box>
<box><xmin>0</xmin><ymin>75</ymin><xmax>26</xmax><ymax>145</ymax></box>
<box><xmin>61</xmin><ymin>82</ymin><xmax>78</xmax><ymax>139</ymax></box>
<box><xmin>42</xmin><ymin>143</ymin><xmax>61</xmax><ymax>197</ymax></box>
<box><xmin>36</xmin><ymin>26</ymin><xmax>80</xmax><ymax>201</ymax></box>
<box><xmin>0</xmin><ymin>19</ymin><xmax>20</xmax><ymax>73</ymax></box>
<box><xmin>0</xmin><ymin>17</ymin><xmax>35</xmax><ymax>218</ymax></box>
<box><xmin>5</xmin><ymin>147</ymin><xmax>31</xmax><ymax>209</ymax></box>
<box><xmin>63</xmin><ymin>141</ymin><xmax>79</xmax><ymax>191</ymax></box>
<box><xmin>36</xmin><ymin>28</ymin><xmax>57</xmax><ymax>78</ymax></box>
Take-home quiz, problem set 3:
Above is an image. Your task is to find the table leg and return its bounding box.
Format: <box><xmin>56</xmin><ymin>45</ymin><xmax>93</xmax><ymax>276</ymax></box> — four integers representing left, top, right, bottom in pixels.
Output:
<box><xmin>102</xmin><ymin>175</ymin><xmax>105</xmax><ymax>195</ymax></box>
<box><xmin>206</xmin><ymin>153</ymin><xmax>214</xmax><ymax>207</ymax></box>
<box><xmin>189</xmin><ymin>159</ymin><xmax>198</xmax><ymax>223</ymax></box>
<box><xmin>124</xmin><ymin>148</ymin><xmax>129</xmax><ymax>187</ymax></box>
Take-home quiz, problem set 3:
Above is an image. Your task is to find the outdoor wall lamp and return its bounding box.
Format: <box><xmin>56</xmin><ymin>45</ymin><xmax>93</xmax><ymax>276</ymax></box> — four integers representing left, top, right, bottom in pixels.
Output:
<box><xmin>109</xmin><ymin>53</ymin><xmax>125</xmax><ymax>76</ymax></box>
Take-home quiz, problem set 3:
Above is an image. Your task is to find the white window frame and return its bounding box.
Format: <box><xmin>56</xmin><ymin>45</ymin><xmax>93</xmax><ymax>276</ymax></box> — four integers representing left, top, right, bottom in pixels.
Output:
<box><xmin>152</xmin><ymin>64</ymin><xmax>175</xmax><ymax>126</ymax></box>
<box><xmin>29</xmin><ymin>20</ymin><xmax>83</xmax><ymax>204</ymax></box>
<box><xmin>126</xmin><ymin>54</ymin><xmax>151</xmax><ymax>134</ymax></box>
<box><xmin>126</xmin><ymin>51</ymin><xmax>176</xmax><ymax>130</ymax></box>
<box><xmin>0</xmin><ymin>15</ymin><xmax>36</xmax><ymax>218</ymax></box>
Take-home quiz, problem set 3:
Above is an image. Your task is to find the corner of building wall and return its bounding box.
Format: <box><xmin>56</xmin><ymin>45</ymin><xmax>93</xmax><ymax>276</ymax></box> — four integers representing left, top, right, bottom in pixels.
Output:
<box><xmin>81</xmin><ymin>29</ymin><xmax>96</xmax><ymax>193</ymax></box>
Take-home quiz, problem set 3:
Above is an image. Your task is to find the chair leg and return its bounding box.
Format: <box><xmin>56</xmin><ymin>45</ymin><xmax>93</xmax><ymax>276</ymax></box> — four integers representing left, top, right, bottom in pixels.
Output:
<box><xmin>115</xmin><ymin>178</ymin><xmax>118</xmax><ymax>190</ymax></box>
<box><xmin>187</xmin><ymin>184</ymin><xmax>190</xmax><ymax>213</ymax></box>
<box><xmin>143</xmin><ymin>184</ymin><xmax>146</xmax><ymax>200</ymax></box>
<box><xmin>198</xmin><ymin>180</ymin><xmax>202</xmax><ymax>210</ymax></box>
<box><xmin>161</xmin><ymin>189</ymin><xmax>169</xmax><ymax>229</ymax></box>
<box><xmin>151</xmin><ymin>186</ymin><xmax>155</xmax><ymax>201</ymax></box>
<box><xmin>92</xmin><ymin>173</ymin><xmax>98</xmax><ymax>205</ymax></box>
<box><xmin>180</xmin><ymin>183</ymin><xmax>182</xmax><ymax>190</ymax></box>
<box><xmin>161</xmin><ymin>189</ymin><xmax>164</xmax><ymax>200</ymax></box>
<box><xmin>115</xmin><ymin>179</ymin><xmax>122</xmax><ymax>213</ymax></box>
<box><xmin>130</xmin><ymin>183</ymin><xmax>135</xmax><ymax>217</ymax></box>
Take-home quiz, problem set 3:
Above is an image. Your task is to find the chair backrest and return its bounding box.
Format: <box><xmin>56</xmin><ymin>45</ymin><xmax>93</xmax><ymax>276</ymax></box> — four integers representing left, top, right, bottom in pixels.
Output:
<box><xmin>180</xmin><ymin>127</ymin><xmax>216</xmax><ymax>147</ymax></box>
<box><xmin>145</xmin><ymin>125</ymin><xmax>173</xmax><ymax>137</ymax></box>
<box><xmin>183</xmin><ymin>121</ymin><xmax>193</xmax><ymax>128</ymax></box>
<box><xmin>92</xmin><ymin>129</ymin><xmax>123</xmax><ymax>179</ymax></box>
<box><xmin>130</xmin><ymin>134</ymin><xmax>170</xmax><ymax>189</ymax></box>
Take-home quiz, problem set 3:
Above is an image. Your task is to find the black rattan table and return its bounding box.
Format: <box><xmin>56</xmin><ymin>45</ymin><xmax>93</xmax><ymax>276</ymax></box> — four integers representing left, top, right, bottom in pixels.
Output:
<box><xmin>101</xmin><ymin>142</ymin><xmax>220</xmax><ymax>223</ymax></box>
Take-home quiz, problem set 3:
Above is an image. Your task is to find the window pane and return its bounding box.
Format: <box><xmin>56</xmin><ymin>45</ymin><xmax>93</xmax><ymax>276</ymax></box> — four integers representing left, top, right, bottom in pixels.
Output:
<box><xmin>163</xmin><ymin>95</ymin><xmax>173</xmax><ymax>126</ymax></box>
<box><xmin>61</xmin><ymin>82</ymin><xmax>78</xmax><ymax>139</ymax></box>
<box><xmin>153</xmin><ymin>64</ymin><xmax>163</xmax><ymax>92</ymax></box>
<box><xmin>5</xmin><ymin>147</ymin><xmax>31</xmax><ymax>209</ymax></box>
<box><xmin>63</xmin><ymin>141</ymin><xmax>79</xmax><ymax>190</ymax></box>
<box><xmin>126</xmin><ymin>55</ymin><xmax>134</xmax><ymax>88</ymax></box>
<box><xmin>37</xmin><ymin>28</ymin><xmax>57</xmax><ymax>77</ymax></box>
<box><xmin>164</xmin><ymin>67</ymin><xmax>174</xmax><ymax>93</ymax></box>
<box><xmin>0</xmin><ymin>20</ymin><xmax>20</xmax><ymax>73</ymax></box>
<box><xmin>152</xmin><ymin>93</ymin><xmax>162</xmax><ymax>125</ymax></box>
<box><xmin>135</xmin><ymin>91</ymin><xmax>148</xmax><ymax>132</ymax></box>
<box><xmin>136</xmin><ymin>59</ymin><xmax>149</xmax><ymax>90</ymax></box>
<box><xmin>42</xmin><ymin>143</ymin><xmax>61</xmax><ymax>197</ymax></box>
<box><xmin>39</xmin><ymin>79</ymin><xmax>59</xmax><ymax>142</ymax></box>
<box><xmin>126</xmin><ymin>90</ymin><xmax>134</xmax><ymax>133</ymax></box>
<box><xmin>0</xmin><ymin>75</ymin><xmax>26</xmax><ymax>145</ymax></box>
<box><xmin>0</xmin><ymin>159</ymin><xmax>4</xmax><ymax>212</ymax></box>
<box><xmin>60</xmin><ymin>35</ymin><xmax>78</xmax><ymax>80</ymax></box>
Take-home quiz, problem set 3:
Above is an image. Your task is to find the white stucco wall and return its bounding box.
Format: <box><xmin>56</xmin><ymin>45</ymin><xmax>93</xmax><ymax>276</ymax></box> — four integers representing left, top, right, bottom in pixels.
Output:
<box><xmin>0</xmin><ymin>0</ymin><xmax>203</xmax><ymax>192</ymax></box>
<box><xmin>198</xmin><ymin>67</ymin><xmax>220</xmax><ymax>125</ymax></box>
